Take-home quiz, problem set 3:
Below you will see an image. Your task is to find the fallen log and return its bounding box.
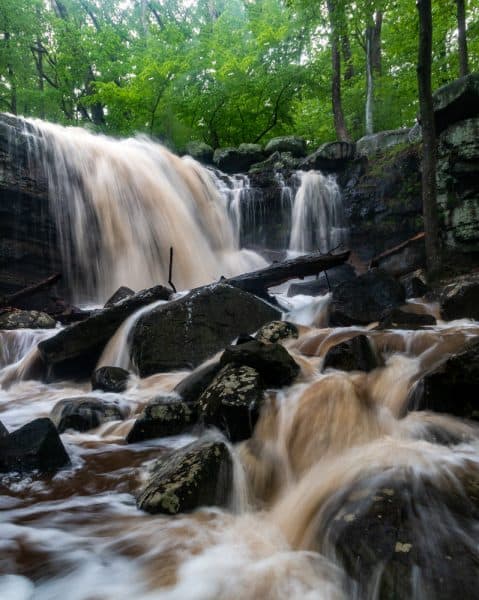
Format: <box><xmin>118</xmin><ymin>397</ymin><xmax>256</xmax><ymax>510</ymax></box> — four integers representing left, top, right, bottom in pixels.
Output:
<box><xmin>225</xmin><ymin>250</ymin><xmax>351</xmax><ymax>297</ymax></box>
<box><xmin>0</xmin><ymin>273</ymin><xmax>62</xmax><ymax>308</ymax></box>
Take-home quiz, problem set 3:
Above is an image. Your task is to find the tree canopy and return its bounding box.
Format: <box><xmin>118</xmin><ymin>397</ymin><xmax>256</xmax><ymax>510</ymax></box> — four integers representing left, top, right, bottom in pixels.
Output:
<box><xmin>1</xmin><ymin>0</ymin><xmax>477</xmax><ymax>150</ymax></box>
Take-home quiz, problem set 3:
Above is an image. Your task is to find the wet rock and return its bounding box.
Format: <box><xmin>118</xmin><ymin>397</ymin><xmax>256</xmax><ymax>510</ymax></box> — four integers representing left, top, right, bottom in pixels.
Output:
<box><xmin>127</xmin><ymin>397</ymin><xmax>197</xmax><ymax>443</ymax></box>
<box><xmin>400</xmin><ymin>270</ymin><xmax>429</xmax><ymax>298</ymax></box>
<box><xmin>220</xmin><ymin>339</ymin><xmax>299</xmax><ymax>386</ymax></box>
<box><xmin>323</xmin><ymin>334</ymin><xmax>380</xmax><ymax>372</ymax></box>
<box><xmin>174</xmin><ymin>362</ymin><xmax>222</xmax><ymax>404</ymax></box>
<box><xmin>131</xmin><ymin>283</ymin><xmax>280</xmax><ymax>377</ymax></box>
<box><xmin>38</xmin><ymin>284</ymin><xmax>172</xmax><ymax>379</ymax></box>
<box><xmin>184</xmin><ymin>141</ymin><xmax>214</xmax><ymax>164</ymax></box>
<box><xmin>287</xmin><ymin>264</ymin><xmax>356</xmax><ymax>297</ymax></box>
<box><xmin>213</xmin><ymin>145</ymin><xmax>264</xmax><ymax>173</ymax></box>
<box><xmin>407</xmin><ymin>339</ymin><xmax>479</xmax><ymax>420</ymax></box>
<box><xmin>440</xmin><ymin>279</ymin><xmax>479</xmax><ymax>321</ymax></box>
<box><xmin>330</xmin><ymin>269</ymin><xmax>406</xmax><ymax>326</ymax></box>
<box><xmin>91</xmin><ymin>366</ymin><xmax>130</xmax><ymax>393</ymax></box>
<box><xmin>433</xmin><ymin>72</ymin><xmax>479</xmax><ymax>134</ymax></box>
<box><xmin>104</xmin><ymin>286</ymin><xmax>135</xmax><ymax>308</ymax></box>
<box><xmin>370</xmin><ymin>232</ymin><xmax>426</xmax><ymax>277</ymax></box>
<box><xmin>0</xmin><ymin>420</ymin><xmax>8</xmax><ymax>439</ymax></box>
<box><xmin>255</xmin><ymin>320</ymin><xmax>299</xmax><ymax>344</ymax></box>
<box><xmin>0</xmin><ymin>417</ymin><xmax>70</xmax><ymax>473</ymax></box>
<box><xmin>0</xmin><ymin>309</ymin><xmax>56</xmax><ymax>330</ymax></box>
<box><xmin>137</xmin><ymin>439</ymin><xmax>233</xmax><ymax>514</ymax></box>
<box><xmin>379</xmin><ymin>308</ymin><xmax>436</xmax><ymax>329</ymax></box>
<box><xmin>50</xmin><ymin>397</ymin><xmax>125</xmax><ymax>433</ymax></box>
<box><xmin>199</xmin><ymin>364</ymin><xmax>263</xmax><ymax>442</ymax></box>
<box><xmin>324</xmin><ymin>472</ymin><xmax>479</xmax><ymax>600</ymax></box>
<box><xmin>235</xmin><ymin>333</ymin><xmax>256</xmax><ymax>345</ymax></box>
<box><xmin>300</xmin><ymin>141</ymin><xmax>356</xmax><ymax>171</ymax></box>
<box><xmin>264</xmin><ymin>136</ymin><xmax>306</xmax><ymax>157</ymax></box>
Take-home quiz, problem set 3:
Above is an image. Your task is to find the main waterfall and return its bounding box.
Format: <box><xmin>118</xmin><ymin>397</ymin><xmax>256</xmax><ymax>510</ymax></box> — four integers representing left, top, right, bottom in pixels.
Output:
<box><xmin>15</xmin><ymin>119</ymin><xmax>265</xmax><ymax>302</ymax></box>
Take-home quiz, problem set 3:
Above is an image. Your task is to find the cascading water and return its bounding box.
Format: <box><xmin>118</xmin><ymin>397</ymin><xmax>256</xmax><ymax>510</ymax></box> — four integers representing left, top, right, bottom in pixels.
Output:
<box><xmin>14</xmin><ymin>118</ymin><xmax>266</xmax><ymax>303</ymax></box>
<box><xmin>289</xmin><ymin>171</ymin><xmax>348</xmax><ymax>253</ymax></box>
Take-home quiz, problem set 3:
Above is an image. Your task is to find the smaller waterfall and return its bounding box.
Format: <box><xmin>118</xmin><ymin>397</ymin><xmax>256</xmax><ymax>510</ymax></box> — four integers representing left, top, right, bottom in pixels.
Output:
<box><xmin>289</xmin><ymin>171</ymin><xmax>347</xmax><ymax>253</ymax></box>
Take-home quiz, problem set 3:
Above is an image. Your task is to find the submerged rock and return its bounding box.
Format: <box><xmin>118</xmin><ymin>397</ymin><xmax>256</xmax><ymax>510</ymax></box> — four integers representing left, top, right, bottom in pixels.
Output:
<box><xmin>199</xmin><ymin>364</ymin><xmax>263</xmax><ymax>442</ymax></box>
<box><xmin>91</xmin><ymin>366</ymin><xmax>130</xmax><ymax>393</ymax></box>
<box><xmin>440</xmin><ymin>279</ymin><xmax>479</xmax><ymax>321</ymax></box>
<box><xmin>50</xmin><ymin>397</ymin><xmax>125</xmax><ymax>433</ymax></box>
<box><xmin>127</xmin><ymin>397</ymin><xmax>197</xmax><ymax>443</ymax></box>
<box><xmin>408</xmin><ymin>339</ymin><xmax>479</xmax><ymax>420</ymax></box>
<box><xmin>255</xmin><ymin>320</ymin><xmax>299</xmax><ymax>344</ymax></box>
<box><xmin>323</xmin><ymin>335</ymin><xmax>380</xmax><ymax>372</ymax></box>
<box><xmin>0</xmin><ymin>418</ymin><xmax>70</xmax><ymax>473</ymax></box>
<box><xmin>220</xmin><ymin>339</ymin><xmax>300</xmax><ymax>386</ymax></box>
<box><xmin>330</xmin><ymin>269</ymin><xmax>406</xmax><ymax>326</ymax></box>
<box><xmin>137</xmin><ymin>439</ymin><xmax>233</xmax><ymax>514</ymax></box>
<box><xmin>131</xmin><ymin>283</ymin><xmax>280</xmax><ymax>377</ymax></box>
<box><xmin>174</xmin><ymin>362</ymin><xmax>222</xmax><ymax>404</ymax></box>
<box><xmin>0</xmin><ymin>309</ymin><xmax>56</xmax><ymax>330</ymax></box>
<box><xmin>104</xmin><ymin>286</ymin><xmax>135</xmax><ymax>308</ymax></box>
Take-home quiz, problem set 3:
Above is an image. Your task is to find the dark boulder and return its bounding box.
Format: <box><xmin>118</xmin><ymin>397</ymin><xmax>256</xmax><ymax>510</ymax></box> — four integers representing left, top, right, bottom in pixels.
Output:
<box><xmin>104</xmin><ymin>286</ymin><xmax>135</xmax><ymax>308</ymax></box>
<box><xmin>220</xmin><ymin>339</ymin><xmax>300</xmax><ymax>386</ymax></box>
<box><xmin>174</xmin><ymin>362</ymin><xmax>222</xmax><ymax>404</ymax></box>
<box><xmin>137</xmin><ymin>439</ymin><xmax>233</xmax><ymax>514</ymax></box>
<box><xmin>199</xmin><ymin>364</ymin><xmax>264</xmax><ymax>442</ymax></box>
<box><xmin>127</xmin><ymin>397</ymin><xmax>197</xmax><ymax>443</ymax></box>
<box><xmin>379</xmin><ymin>308</ymin><xmax>436</xmax><ymax>329</ymax></box>
<box><xmin>441</xmin><ymin>280</ymin><xmax>479</xmax><ymax>321</ymax></box>
<box><xmin>0</xmin><ymin>418</ymin><xmax>70</xmax><ymax>473</ymax></box>
<box><xmin>213</xmin><ymin>144</ymin><xmax>264</xmax><ymax>174</ymax></box>
<box><xmin>38</xmin><ymin>284</ymin><xmax>172</xmax><ymax>379</ymax></box>
<box><xmin>131</xmin><ymin>283</ymin><xmax>280</xmax><ymax>377</ymax></box>
<box><xmin>0</xmin><ymin>420</ymin><xmax>8</xmax><ymax>439</ymax></box>
<box><xmin>287</xmin><ymin>264</ymin><xmax>356</xmax><ymax>297</ymax></box>
<box><xmin>249</xmin><ymin>151</ymin><xmax>300</xmax><ymax>172</ymax></box>
<box><xmin>300</xmin><ymin>141</ymin><xmax>356</xmax><ymax>171</ymax></box>
<box><xmin>0</xmin><ymin>309</ymin><xmax>56</xmax><ymax>330</ymax></box>
<box><xmin>370</xmin><ymin>232</ymin><xmax>426</xmax><ymax>277</ymax></box>
<box><xmin>407</xmin><ymin>339</ymin><xmax>479</xmax><ymax>420</ymax></box>
<box><xmin>255</xmin><ymin>320</ymin><xmax>299</xmax><ymax>344</ymax></box>
<box><xmin>91</xmin><ymin>366</ymin><xmax>130</xmax><ymax>393</ymax></box>
<box><xmin>185</xmin><ymin>141</ymin><xmax>214</xmax><ymax>164</ymax></box>
<box><xmin>264</xmin><ymin>136</ymin><xmax>306</xmax><ymax>157</ymax></box>
<box><xmin>433</xmin><ymin>72</ymin><xmax>479</xmax><ymax>134</ymax></box>
<box><xmin>400</xmin><ymin>270</ymin><xmax>429</xmax><ymax>298</ymax></box>
<box><xmin>330</xmin><ymin>270</ymin><xmax>406</xmax><ymax>326</ymax></box>
<box><xmin>50</xmin><ymin>397</ymin><xmax>125</xmax><ymax>433</ymax></box>
<box><xmin>323</xmin><ymin>334</ymin><xmax>380</xmax><ymax>372</ymax></box>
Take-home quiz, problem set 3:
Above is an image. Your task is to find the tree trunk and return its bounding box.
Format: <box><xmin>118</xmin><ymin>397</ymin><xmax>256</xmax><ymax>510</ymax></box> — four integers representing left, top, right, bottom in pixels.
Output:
<box><xmin>456</xmin><ymin>0</ymin><xmax>469</xmax><ymax>77</ymax></box>
<box><xmin>372</xmin><ymin>11</ymin><xmax>383</xmax><ymax>75</ymax></box>
<box><xmin>365</xmin><ymin>25</ymin><xmax>374</xmax><ymax>135</ymax></box>
<box><xmin>417</xmin><ymin>0</ymin><xmax>441</xmax><ymax>275</ymax></box>
<box><xmin>341</xmin><ymin>33</ymin><xmax>355</xmax><ymax>80</ymax></box>
<box><xmin>326</xmin><ymin>0</ymin><xmax>351</xmax><ymax>142</ymax></box>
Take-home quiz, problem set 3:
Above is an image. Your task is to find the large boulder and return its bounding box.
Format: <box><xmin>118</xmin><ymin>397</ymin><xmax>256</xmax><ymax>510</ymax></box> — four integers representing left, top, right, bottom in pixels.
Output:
<box><xmin>50</xmin><ymin>397</ymin><xmax>125</xmax><ymax>433</ymax></box>
<box><xmin>199</xmin><ymin>364</ymin><xmax>264</xmax><ymax>442</ymax></box>
<box><xmin>0</xmin><ymin>418</ymin><xmax>70</xmax><ymax>473</ymax></box>
<box><xmin>255</xmin><ymin>320</ymin><xmax>299</xmax><ymax>344</ymax></box>
<box><xmin>91</xmin><ymin>366</ymin><xmax>130</xmax><ymax>393</ymax></box>
<box><xmin>174</xmin><ymin>362</ymin><xmax>222</xmax><ymax>403</ymax></box>
<box><xmin>300</xmin><ymin>141</ymin><xmax>356</xmax><ymax>171</ymax></box>
<box><xmin>220</xmin><ymin>339</ymin><xmax>300</xmax><ymax>386</ymax></box>
<box><xmin>433</xmin><ymin>72</ymin><xmax>479</xmax><ymax>134</ymax></box>
<box><xmin>356</xmin><ymin>128</ymin><xmax>412</xmax><ymax>157</ymax></box>
<box><xmin>440</xmin><ymin>279</ymin><xmax>479</xmax><ymax>321</ymax></box>
<box><xmin>127</xmin><ymin>397</ymin><xmax>197</xmax><ymax>443</ymax></box>
<box><xmin>0</xmin><ymin>309</ymin><xmax>56</xmax><ymax>330</ymax></box>
<box><xmin>287</xmin><ymin>264</ymin><xmax>356</xmax><ymax>297</ymax></box>
<box><xmin>323</xmin><ymin>334</ymin><xmax>380</xmax><ymax>372</ymax></box>
<box><xmin>136</xmin><ymin>439</ymin><xmax>233</xmax><ymax>514</ymax></box>
<box><xmin>213</xmin><ymin>144</ymin><xmax>264</xmax><ymax>173</ymax></box>
<box><xmin>264</xmin><ymin>136</ymin><xmax>306</xmax><ymax>157</ymax></box>
<box><xmin>249</xmin><ymin>151</ymin><xmax>300</xmax><ymax>172</ymax></box>
<box><xmin>0</xmin><ymin>420</ymin><xmax>8</xmax><ymax>439</ymax></box>
<box><xmin>400</xmin><ymin>269</ymin><xmax>429</xmax><ymax>299</ymax></box>
<box><xmin>38</xmin><ymin>284</ymin><xmax>172</xmax><ymax>379</ymax></box>
<box><xmin>131</xmin><ymin>284</ymin><xmax>280</xmax><ymax>377</ymax></box>
<box><xmin>369</xmin><ymin>233</ymin><xmax>426</xmax><ymax>277</ymax></box>
<box><xmin>407</xmin><ymin>339</ymin><xmax>479</xmax><ymax>420</ymax></box>
<box><xmin>330</xmin><ymin>270</ymin><xmax>406</xmax><ymax>326</ymax></box>
<box><xmin>185</xmin><ymin>141</ymin><xmax>214</xmax><ymax>164</ymax></box>
<box><xmin>104</xmin><ymin>286</ymin><xmax>135</xmax><ymax>308</ymax></box>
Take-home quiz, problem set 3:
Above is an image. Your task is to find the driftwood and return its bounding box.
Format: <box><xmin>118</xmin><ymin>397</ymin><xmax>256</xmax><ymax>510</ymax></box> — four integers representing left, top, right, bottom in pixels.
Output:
<box><xmin>225</xmin><ymin>250</ymin><xmax>351</xmax><ymax>297</ymax></box>
<box><xmin>0</xmin><ymin>273</ymin><xmax>62</xmax><ymax>308</ymax></box>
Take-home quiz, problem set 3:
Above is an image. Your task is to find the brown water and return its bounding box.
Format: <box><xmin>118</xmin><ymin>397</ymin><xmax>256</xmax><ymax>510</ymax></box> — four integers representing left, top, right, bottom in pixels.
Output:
<box><xmin>2</xmin><ymin>296</ymin><xmax>479</xmax><ymax>599</ymax></box>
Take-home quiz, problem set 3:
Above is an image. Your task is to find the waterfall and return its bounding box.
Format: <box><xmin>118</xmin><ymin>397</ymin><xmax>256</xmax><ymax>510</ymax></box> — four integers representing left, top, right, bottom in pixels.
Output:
<box><xmin>15</xmin><ymin>118</ymin><xmax>266</xmax><ymax>303</ymax></box>
<box><xmin>289</xmin><ymin>171</ymin><xmax>348</xmax><ymax>253</ymax></box>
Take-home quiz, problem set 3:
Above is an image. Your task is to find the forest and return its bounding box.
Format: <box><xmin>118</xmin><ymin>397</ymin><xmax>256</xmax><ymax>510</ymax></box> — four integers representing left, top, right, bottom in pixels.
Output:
<box><xmin>1</xmin><ymin>0</ymin><xmax>478</xmax><ymax>150</ymax></box>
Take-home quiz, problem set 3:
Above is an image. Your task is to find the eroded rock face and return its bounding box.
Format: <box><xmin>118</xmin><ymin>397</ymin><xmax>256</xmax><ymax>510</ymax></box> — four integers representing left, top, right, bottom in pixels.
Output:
<box><xmin>433</xmin><ymin>72</ymin><xmax>479</xmax><ymax>134</ymax></box>
<box><xmin>199</xmin><ymin>364</ymin><xmax>263</xmax><ymax>442</ymax></box>
<box><xmin>323</xmin><ymin>335</ymin><xmax>380</xmax><ymax>372</ymax></box>
<box><xmin>137</xmin><ymin>439</ymin><xmax>233</xmax><ymax>514</ymax></box>
<box><xmin>0</xmin><ymin>417</ymin><xmax>70</xmax><ymax>473</ymax></box>
<box><xmin>220</xmin><ymin>339</ymin><xmax>300</xmax><ymax>386</ymax></box>
<box><xmin>91</xmin><ymin>366</ymin><xmax>130</xmax><ymax>393</ymax></box>
<box><xmin>440</xmin><ymin>279</ymin><xmax>479</xmax><ymax>321</ymax></box>
<box><xmin>127</xmin><ymin>397</ymin><xmax>197</xmax><ymax>443</ymax></box>
<box><xmin>50</xmin><ymin>397</ymin><xmax>125</xmax><ymax>433</ymax></box>
<box><xmin>255</xmin><ymin>320</ymin><xmax>299</xmax><ymax>344</ymax></box>
<box><xmin>131</xmin><ymin>284</ymin><xmax>280</xmax><ymax>377</ymax></box>
<box><xmin>0</xmin><ymin>309</ymin><xmax>56</xmax><ymax>330</ymax></box>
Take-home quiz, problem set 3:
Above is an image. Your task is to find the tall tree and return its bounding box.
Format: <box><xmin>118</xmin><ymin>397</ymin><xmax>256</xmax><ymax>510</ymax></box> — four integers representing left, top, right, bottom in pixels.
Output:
<box><xmin>456</xmin><ymin>0</ymin><xmax>469</xmax><ymax>76</ymax></box>
<box><xmin>417</xmin><ymin>0</ymin><xmax>441</xmax><ymax>274</ymax></box>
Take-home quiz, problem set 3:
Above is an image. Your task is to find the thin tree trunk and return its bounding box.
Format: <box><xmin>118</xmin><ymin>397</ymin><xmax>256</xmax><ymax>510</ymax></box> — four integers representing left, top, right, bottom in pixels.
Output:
<box><xmin>372</xmin><ymin>11</ymin><xmax>383</xmax><ymax>75</ymax></box>
<box><xmin>341</xmin><ymin>33</ymin><xmax>355</xmax><ymax>80</ymax></box>
<box><xmin>456</xmin><ymin>0</ymin><xmax>469</xmax><ymax>77</ymax></box>
<box><xmin>365</xmin><ymin>25</ymin><xmax>374</xmax><ymax>135</ymax></box>
<box><xmin>417</xmin><ymin>0</ymin><xmax>441</xmax><ymax>274</ymax></box>
<box><xmin>326</xmin><ymin>0</ymin><xmax>351</xmax><ymax>142</ymax></box>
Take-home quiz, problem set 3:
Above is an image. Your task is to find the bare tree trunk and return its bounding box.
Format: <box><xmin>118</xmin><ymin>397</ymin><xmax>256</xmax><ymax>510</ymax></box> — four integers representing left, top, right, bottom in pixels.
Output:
<box><xmin>326</xmin><ymin>0</ymin><xmax>351</xmax><ymax>142</ymax></box>
<box><xmin>417</xmin><ymin>0</ymin><xmax>441</xmax><ymax>275</ymax></box>
<box><xmin>372</xmin><ymin>11</ymin><xmax>383</xmax><ymax>75</ymax></box>
<box><xmin>365</xmin><ymin>25</ymin><xmax>374</xmax><ymax>135</ymax></box>
<box><xmin>456</xmin><ymin>0</ymin><xmax>469</xmax><ymax>77</ymax></box>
